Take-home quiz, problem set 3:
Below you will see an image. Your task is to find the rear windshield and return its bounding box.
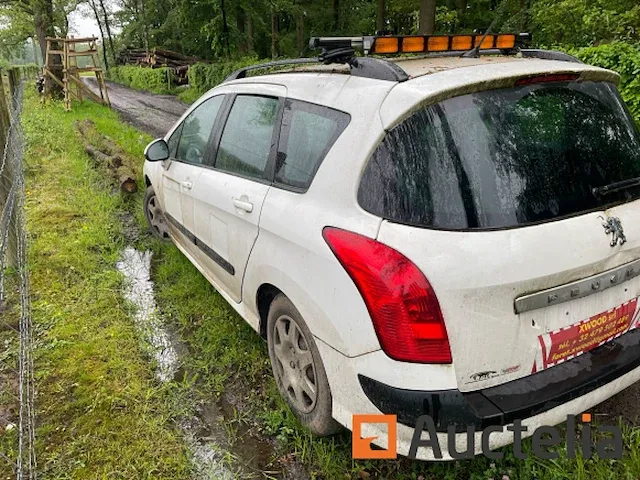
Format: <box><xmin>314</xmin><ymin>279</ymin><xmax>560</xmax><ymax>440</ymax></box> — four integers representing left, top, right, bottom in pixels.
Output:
<box><xmin>358</xmin><ymin>81</ymin><xmax>640</xmax><ymax>230</ymax></box>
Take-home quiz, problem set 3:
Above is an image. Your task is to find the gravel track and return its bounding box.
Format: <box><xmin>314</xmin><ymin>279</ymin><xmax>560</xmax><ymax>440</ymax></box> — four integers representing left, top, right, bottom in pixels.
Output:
<box><xmin>83</xmin><ymin>77</ymin><xmax>189</xmax><ymax>138</ymax></box>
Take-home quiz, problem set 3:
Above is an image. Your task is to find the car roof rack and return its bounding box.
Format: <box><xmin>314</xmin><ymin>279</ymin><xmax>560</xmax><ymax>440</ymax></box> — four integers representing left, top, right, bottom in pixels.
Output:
<box><xmin>224</xmin><ymin>43</ymin><xmax>410</xmax><ymax>83</ymax></box>
<box><xmin>224</xmin><ymin>33</ymin><xmax>584</xmax><ymax>84</ymax></box>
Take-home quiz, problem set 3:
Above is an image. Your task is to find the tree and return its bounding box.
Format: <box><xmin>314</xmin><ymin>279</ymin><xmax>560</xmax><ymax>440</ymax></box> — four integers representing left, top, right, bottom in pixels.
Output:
<box><xmin>220</xmin><ymin>0</ymin><xmax>231</xmax><ymax>57</ymax></box>
<box><xmin>530</xmin><ymin>0</ymin><xmax>640</xmax><ymax>46</ymax></box>
<box><xmin>377</xmin><ymin>0</ymin><xmax>384</xmax><ymax>31</ymax></box>
<box><xmin>271</xmin><ymin>5</ymin><xmax>278</xmax><ymax>58</ymax></box>
<box><xmin>331</xmin><ymin>0</ymin><xmax>339</xmax><ymax>30</ymax></box>
<box><xmin>419</xmin><ymin>0</ymin><xmax>436</xmax><ymax>34</ymax></box>
<box><xmin>97</xmin><ymin>0</ymin><xmax>115</xmax><ymax>63</ymax></box>
<box><xmin>86</xmin><ymin>0</ymin><xmax>108</xmax><ymax>69</ymax></box>
<box><xmin>0</xmin><ymin>0</ymin><xmax>77</xmax><ymax>89</ymax></box>
<box><xmin>0</xmin><ymin>0</ymin><xmax>65</xmax><ymax>92</ymax></box>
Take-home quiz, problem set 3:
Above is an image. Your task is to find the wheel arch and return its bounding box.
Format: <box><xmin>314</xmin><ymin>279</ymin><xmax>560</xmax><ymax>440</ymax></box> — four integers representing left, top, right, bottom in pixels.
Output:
<box><xmin>256</xmin><ymin>283</ymin><xmax>282</xmax><ymax>339</ymax></box>
<box><xmin>250</xmin><ymin>271</ymin><xmax>348</xmax><ymax>352</ymax></box>
<box><xmin>243</xmin><ymin>233</ymin><xmax>381</xmax><ymax>357</ymax></box>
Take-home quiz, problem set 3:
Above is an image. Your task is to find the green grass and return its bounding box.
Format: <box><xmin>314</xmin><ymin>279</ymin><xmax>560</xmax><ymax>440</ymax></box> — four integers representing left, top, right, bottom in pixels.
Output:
<box><xmin>14</xmin><ymin>89</ymin><xmax>640</xmax><ymax>480</ymax></box>
<box><xmin>0</xmin><ymin>278</ymin><xmax>20</xmax><ymax>476</ymax></box>
<box><xmin>21</xmin><ymin>90</ymin><xmax>192</xmax><ymax>479</ymax></box>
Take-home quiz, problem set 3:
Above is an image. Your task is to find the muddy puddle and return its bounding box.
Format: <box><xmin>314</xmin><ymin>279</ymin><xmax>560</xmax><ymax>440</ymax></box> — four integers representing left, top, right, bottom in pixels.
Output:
<box><xmin>117</xmin><ymin>246</ymin><xmax>294</xmax><ymax>479</ymax></box>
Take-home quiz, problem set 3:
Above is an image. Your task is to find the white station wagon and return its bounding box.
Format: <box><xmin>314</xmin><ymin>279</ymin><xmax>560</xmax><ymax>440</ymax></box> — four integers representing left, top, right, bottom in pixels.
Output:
<box><xmin>143</xmin><ymin>34</ymin><xmax>640</xmax><ymax>460</ymax></box>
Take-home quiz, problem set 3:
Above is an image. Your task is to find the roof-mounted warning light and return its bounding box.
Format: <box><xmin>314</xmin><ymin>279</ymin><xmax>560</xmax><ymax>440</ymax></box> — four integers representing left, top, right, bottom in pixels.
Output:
<box><xmin>309</xmin><ymin>33</ymin><xmax>531</xmax><ymax>56</ymax></box>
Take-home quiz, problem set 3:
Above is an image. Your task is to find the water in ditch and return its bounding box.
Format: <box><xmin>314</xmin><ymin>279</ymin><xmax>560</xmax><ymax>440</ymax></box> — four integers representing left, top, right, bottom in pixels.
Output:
<box><xmin>116</xmin><ymin>246</ymin><xmax>291</xmax><ymax>479</ymax></box>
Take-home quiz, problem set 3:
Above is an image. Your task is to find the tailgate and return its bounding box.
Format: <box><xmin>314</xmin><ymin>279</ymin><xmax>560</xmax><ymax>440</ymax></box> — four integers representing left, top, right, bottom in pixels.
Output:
<box><xmin>377</xmin><ymin>200</ymin><xmax>640</xmax><ymax>392</ymax></box>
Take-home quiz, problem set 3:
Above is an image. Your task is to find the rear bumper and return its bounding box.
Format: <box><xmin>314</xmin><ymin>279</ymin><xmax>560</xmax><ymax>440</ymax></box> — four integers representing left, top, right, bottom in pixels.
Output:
<box><xmin>317</xmin><ymin>327</ymin><xmax>640</xmax><ymax>460</ymax></box>
<box><xmin>359</xmin><ymin>327</ymin><xmax>640</xmax><ymax>433</ymax></box>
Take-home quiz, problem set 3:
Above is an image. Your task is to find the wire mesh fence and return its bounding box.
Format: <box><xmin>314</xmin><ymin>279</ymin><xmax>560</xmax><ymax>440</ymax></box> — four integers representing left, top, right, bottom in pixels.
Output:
<box><xmin>0</xmin><ymin>73</ymin><xmax>37</xmax><ymax>480</ymax></box>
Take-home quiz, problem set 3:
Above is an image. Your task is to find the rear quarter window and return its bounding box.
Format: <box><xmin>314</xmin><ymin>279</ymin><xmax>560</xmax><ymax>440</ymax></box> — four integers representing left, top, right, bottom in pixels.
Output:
<box><xmin>358</xmin><ymin>81</ymin><xmax>640</xmax><ymax>230</ymax></box>
<box><xmin>275</xmin><ymin>100</ymin><xmax>350</xmax><ymax>190</ymax></box>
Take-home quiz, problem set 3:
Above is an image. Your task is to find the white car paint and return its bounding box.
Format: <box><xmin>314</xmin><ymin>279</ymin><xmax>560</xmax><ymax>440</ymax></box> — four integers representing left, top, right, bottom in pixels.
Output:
<box><xmin>144</xmin><ymin>54</ymin><xmax>640</xmax><ymax>458</ymax></box>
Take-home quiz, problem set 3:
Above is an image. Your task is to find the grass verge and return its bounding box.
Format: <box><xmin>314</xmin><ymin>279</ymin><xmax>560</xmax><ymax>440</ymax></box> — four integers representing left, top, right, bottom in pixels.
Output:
<box><xmin>21</xmin><ymin>89</ymin><xmax>193</xmax><ymax>479</ymax></box>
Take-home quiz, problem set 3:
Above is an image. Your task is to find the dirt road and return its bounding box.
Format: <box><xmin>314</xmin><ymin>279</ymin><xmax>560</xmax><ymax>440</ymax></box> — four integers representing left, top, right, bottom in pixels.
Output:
<box><xmin>83</xmin><ymin>77</ymin><xmax>189</xmax><ymax>138</ymax></box>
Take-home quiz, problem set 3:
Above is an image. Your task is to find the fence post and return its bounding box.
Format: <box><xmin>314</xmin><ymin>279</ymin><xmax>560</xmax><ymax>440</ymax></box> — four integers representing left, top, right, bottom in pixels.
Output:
<box><xmin>7</xmin><ymin>68</ymin><xmax>20</xmax><ymax>98</ymax></box>
<box><xmin>0</xmin><ymin>70</ymin><xmax>15</xmax><ymax>267</ymax></box>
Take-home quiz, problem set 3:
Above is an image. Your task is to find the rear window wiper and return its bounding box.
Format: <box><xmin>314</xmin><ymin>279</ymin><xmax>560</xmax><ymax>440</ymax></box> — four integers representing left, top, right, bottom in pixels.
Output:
<box><xmin>593</xmin><ymin>176</ymin><xmax>640</xmax><ymax>196</ymax></box>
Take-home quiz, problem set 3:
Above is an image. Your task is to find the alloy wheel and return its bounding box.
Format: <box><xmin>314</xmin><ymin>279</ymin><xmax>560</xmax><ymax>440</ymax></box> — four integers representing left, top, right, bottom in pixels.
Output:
<box><xmin>146</xmin><ymin>194</ymin><xmax>170</xmax><ymax>239</ymax></box>
<box><xmin>272</xmin><ymin>314</ymin><xmax>318</xmax><ymax>414</ymax></box>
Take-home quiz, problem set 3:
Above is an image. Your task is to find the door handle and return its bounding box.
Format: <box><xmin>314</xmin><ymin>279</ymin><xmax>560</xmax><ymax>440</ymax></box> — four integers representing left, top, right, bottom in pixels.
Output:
<box><xmin>232</xmin><ymin>198</ymin><xmax>254</xmax><ymax>213</ymax></box>
<box><xmin>181</xmin><ymin>181</ymin><xmax>193</xmax><ymax>190</ymax></box>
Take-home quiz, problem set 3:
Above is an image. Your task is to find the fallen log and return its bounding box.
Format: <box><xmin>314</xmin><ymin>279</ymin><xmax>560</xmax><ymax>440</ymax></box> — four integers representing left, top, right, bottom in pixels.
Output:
<box><xmin>117</xmin><ymin>167</ymin><xmax>138</xmax><ymax>193</ymax></box>
<box><xmin>84</xmin><ymin>144</ymin><xmax>111</xmax><ymax>165</ymax></box>
<box><xmin>84</xmin><ymin>144</ymin><xmax>137</xmax><ymax>193</ymax></box>
<box><xmin>76</xmin><ymin>119</ymin><xmax>120</xmax><ymax>157</ymax></box>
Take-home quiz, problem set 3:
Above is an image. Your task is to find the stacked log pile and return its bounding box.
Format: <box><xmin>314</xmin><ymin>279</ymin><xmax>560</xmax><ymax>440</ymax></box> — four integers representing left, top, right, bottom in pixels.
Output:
<box><xmin>117</xmin><ymin>48</ymin><xmax>148</xmax><ymax>66</ymax></box>
<box><xmin>117</xmin><ymin>48</ymin><xmax>203</xmax><ymax>85</ymax></box>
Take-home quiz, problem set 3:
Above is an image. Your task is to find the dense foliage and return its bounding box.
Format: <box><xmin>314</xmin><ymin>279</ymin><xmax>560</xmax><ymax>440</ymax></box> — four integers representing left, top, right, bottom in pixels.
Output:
<box><xmin>530</xmin><ymin>0</ymin><xmax>640</xmax><ymax>47</ymax></box>
<box><xmin>112</xmin><ymin>0</ymin><xmax>640</xmax><ymax>62</ymax></box>
<box><xmin>571</xmin><ymin>42</ymin><xmax>640</xmax><ymax>124</ymax></box>
<box><xmin>109</xmin><ymin>66</ymin><xmax>176</xmax><ymax>94</ymax></box>
<box><xmin>187</xmin><ymin>57</ymin><xmax>259</xmax><ymax>92</ymax></box>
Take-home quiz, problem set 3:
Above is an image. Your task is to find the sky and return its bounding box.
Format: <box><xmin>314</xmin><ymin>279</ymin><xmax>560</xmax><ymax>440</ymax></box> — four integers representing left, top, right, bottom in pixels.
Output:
<box><xmin>67</xmin><ymin>5</ymin><xmax>122</xmax><ymax>39</ymax></box>
<box><xmin>68</xmin><ymin>8</ymin><xmax>102</xmax><ymax>38</ymax></box>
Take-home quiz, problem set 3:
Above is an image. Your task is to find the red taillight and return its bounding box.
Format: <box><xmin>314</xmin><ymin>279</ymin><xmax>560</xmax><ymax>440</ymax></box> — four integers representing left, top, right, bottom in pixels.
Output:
<box><xmin>323</xmin><ymin>227</ymin><xmax>452</xmax><ymax>364</ymax></box>
<box><xmin>515</xmin><ymin>73</ymin><xmax>580</xmax><ymax>86</ymax></box>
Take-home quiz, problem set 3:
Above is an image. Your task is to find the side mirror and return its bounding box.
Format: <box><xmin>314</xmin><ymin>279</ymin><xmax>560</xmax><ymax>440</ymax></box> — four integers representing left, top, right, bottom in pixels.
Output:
<box><xmin>144</xmin><ymin>138</ymin><xmax>170</xmax><ymax>162</ymax></box>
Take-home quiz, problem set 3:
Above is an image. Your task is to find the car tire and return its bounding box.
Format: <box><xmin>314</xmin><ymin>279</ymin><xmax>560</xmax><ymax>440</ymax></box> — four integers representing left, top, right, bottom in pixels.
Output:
<box><xmin>143</xmin><ymin>185</ymin><xmax>171</xmax><ymax>242</ymax></box>
<box><xmin>267</xmin><ymin>293</ymin><xmax>341</xmax><ymax>437</ymax></box>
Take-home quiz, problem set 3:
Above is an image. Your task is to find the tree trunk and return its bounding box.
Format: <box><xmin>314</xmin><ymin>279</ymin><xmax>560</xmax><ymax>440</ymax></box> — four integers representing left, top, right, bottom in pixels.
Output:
<box><xmin>141</xmin><ymin>0</ymin><xmax>150</xmax><ymax>51</ymax></box>
<box><xmin>247</xmin><ymin>15</ymin><xmax>254</xmax><ymax>54</ymax></box>
<box><xmin>89</xmin><ymin>0</ymin><xmax>109</xmax><ymax>70</ymax></box>
<box><xmin>519</xmin><ymin>0</ymin><xmax>530</xmax><ymax>31</ymax></box>
<box><xmin>377</xmin><ymin>0</ymin><xmax>385</xmax><ymax>32</ymax></box>
<box><xmin>296</xmin><ymin>11</ymin><xmax>304</xmax><ymax>57</ymax></box>
<box><xmin>236</xmin><ymin>7</ymin><xmax>246</xmax><ymax>54</ymax></box>
<box><xmin>31</xmin><ymin>37</ymin><xmax>40</xmax><ymax>66</ymax></box>
<box><xmin>332</xmin><ymin>0</ymin><xmax>339</xmax><ymax>30</ymax></box>
<box><xmin>271</xmin><ymin>11</ymin><xmax>279</xmax><ymax>59</ymax></box>
<box><xmin>455</xmin><ymin>0</ymin><xmax>468</xmax><ymax>12</ymax></box>
<box><xmin>62</xmin><ymin>13</ymin><xmax>69</xmax><ymax>37</ymax></box>
<box><xmin>34</xmin><ymin>0</ymin><xmax>62</xmax><ymax>94</ymax></box>
<box><xmin>98</xmin><ymin>0</ymin><xmax>116</xmax><ymax>66</ymax></box>
<box><xmin>419</xmin><ymin>0</ymin><xmax>437</xmax><ymax>34</ymax></box>
<box><xmin>34</xmin><ymin>11</ymin><xmax>48</xmax><ymax>64</ymax></box>
<box><xmin>221</xmin><ymin>0</ymin><xmax>231</xmax><ymax>59</ymax></box>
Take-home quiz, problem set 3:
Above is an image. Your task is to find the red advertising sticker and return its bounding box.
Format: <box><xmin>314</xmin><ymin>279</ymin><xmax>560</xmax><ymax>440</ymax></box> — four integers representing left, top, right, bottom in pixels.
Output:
<box><xmin>534</xmin><ymin>298</ymin><xmax>640</xmax><ymax>372</ymax></box>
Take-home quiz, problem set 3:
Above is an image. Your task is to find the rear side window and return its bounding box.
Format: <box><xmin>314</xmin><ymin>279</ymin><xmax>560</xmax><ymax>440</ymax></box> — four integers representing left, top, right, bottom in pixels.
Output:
<box><xmin>358</xmin><ymin>81</ymin><xmax>640</xmax><ymax>229</ymax></box>
<box><xmin>216</xmin><ymin>95</ymin><xmax>279</xmax><ymax>180</ymax></box>
<box><xmin>275</xmin><ymin>100</ymin><xmax>350</xmax><ymax>190</ymax></box>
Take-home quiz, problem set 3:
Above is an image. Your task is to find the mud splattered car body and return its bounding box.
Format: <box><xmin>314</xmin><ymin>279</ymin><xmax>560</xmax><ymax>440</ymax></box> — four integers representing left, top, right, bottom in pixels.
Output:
<box><xmin>143</xmin><ymin>44</ymin><xmax>640</xmax><ymax>460</ymax></box>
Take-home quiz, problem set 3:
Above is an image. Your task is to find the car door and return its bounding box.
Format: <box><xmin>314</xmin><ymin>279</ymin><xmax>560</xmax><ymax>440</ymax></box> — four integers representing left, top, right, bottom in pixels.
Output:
<box><xmin>161</xmin><ymin>95</ymin><xmax>225</xmax><ymax>245</ymax></box>
<box><xmin>191</xmin><ymin>86</ymin><xmax>285</xmax><ymax>303</ymax></box>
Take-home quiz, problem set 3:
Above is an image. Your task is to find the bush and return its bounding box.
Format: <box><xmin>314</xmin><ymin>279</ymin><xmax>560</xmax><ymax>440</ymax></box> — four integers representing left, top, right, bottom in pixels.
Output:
<box><xmin>109</xmin><ymin>66</ymin><xmax>176</xmax><ymax>94</ymax></box>
<box><xmin>188</xmin><ymin>56</ymin><xmax>261</xmax><ymax>96</ymax></box>
<box><xmin>570</xmin><ymin>42</ymin><xmax>640</xmax><ymax>123</ymax></box>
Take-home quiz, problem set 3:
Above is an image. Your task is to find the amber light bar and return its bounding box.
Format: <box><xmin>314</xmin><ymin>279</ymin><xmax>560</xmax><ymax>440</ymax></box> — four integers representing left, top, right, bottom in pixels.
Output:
<box><xmin>370</xmin><ymin>33</ymin><xmax>520</xmax><ymax>55</ymax></box>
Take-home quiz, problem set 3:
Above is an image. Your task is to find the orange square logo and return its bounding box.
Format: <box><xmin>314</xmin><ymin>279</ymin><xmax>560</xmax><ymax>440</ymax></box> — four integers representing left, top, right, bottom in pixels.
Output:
<box><xmin>352</xmin><ymin>414</ymin><xmax>397</xmax><ymax>459</ymax></box>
